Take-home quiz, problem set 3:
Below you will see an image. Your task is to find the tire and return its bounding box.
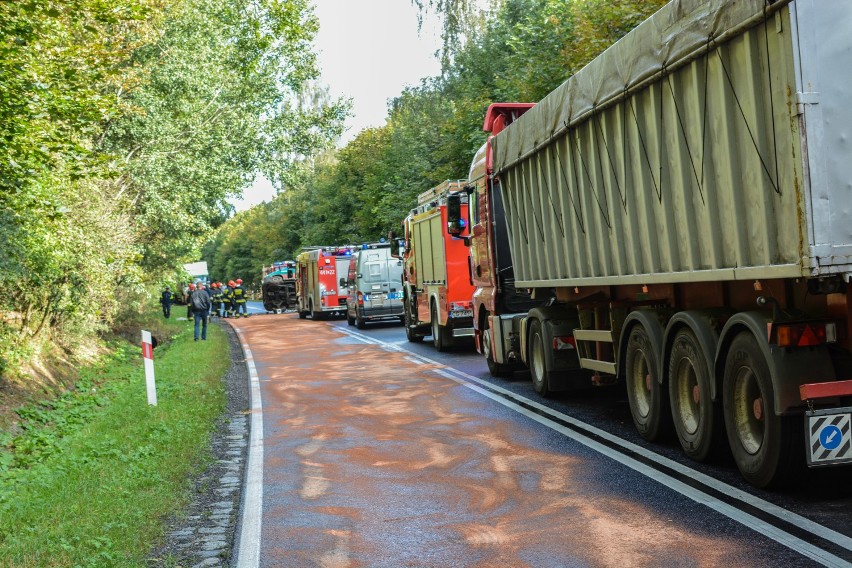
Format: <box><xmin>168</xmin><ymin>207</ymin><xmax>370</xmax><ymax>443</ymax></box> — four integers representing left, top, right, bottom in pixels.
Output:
<box><xmin>431</xmin><ymin>302</ymin><xmax>451</xmax><ymax>352</ymax></box>
<box><xmin>625</xmin><ymin>325</ymin><xmax>671</xmax><ymax>441</ymax></box>
<box><xmin>404</xmin><ymin>300</ymin><xmax>423</xmax><ymax>343</ymax></box>
<box><xmin>309</xmin><ymin>300</ymin><xmax>322</xmax><ymax>321</ymax></box>
<box><xmin>723</xmin><ymin>332</ymin><xmax>803</xmax><ymax>488</ymax></box>
<box><xmin>529</xmin><ymin>320</ymin><xmax>552</xmax><ymax>397</ymax></box>
<box><xmin>483</xmin><ymin>314</ymin><xmax>511</xmax><ymax>378</ymax></box>
<box><xmin>356</xmin><ymin>308</ymin><xmax>367</xmax><ymax>329</ymax></box>
<box><xmin>668</xmin><ymin>328</ymin><xmax>723</xmax><ymax>462</ymax></box>
<box><xmin>347</xmin><ymin>310</ymin><xmax>355</xmax><ymax>326</ymax></box>
<box><xmin>298</xmin><ymin>310</ymin><xmax>307</xmax><ymax>319</ymax></box>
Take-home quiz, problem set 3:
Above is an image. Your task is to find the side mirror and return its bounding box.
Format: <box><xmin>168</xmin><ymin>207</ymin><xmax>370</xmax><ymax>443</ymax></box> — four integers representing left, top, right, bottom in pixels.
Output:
<box><xmin>339</xmin><ymin>278</ymin><xmax>346</xmax><ymax>287</ymax></box>
<box><xmin>446</xmin><ymin>193</ymin><xmax>466</xmax><ymax>237</ymax></box>
<box><xmin>357</xmin><ymin>274</ymin><xmax>363</xmax><ymax>279</ymax></box>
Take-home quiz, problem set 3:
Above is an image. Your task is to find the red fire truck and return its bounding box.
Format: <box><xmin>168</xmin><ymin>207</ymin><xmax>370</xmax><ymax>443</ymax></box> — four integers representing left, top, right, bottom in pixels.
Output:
<box><xmin>400</xmin><ymin>180</ymin><xmax>475</xmax><ymax>351</ymax></box>
<box><xmin>295</xmin><ymin>247</ymin><xmax>352</xmax><ymax>320</ymax></box>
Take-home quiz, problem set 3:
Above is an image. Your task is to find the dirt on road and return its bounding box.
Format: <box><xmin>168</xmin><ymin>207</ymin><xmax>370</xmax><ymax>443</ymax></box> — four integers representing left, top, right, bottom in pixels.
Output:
<box><xmin>232</xmin><ymin>314</ymin><xmax>761</xmax><ymax>568</ymax></box>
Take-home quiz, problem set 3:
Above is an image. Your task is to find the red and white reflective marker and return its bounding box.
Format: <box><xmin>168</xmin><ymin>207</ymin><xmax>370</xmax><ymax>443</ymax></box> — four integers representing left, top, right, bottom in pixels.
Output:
<box><xmin>141</xmin><ymin>330</ymin><xmax>157</xmax><ymax>406</ymax></box>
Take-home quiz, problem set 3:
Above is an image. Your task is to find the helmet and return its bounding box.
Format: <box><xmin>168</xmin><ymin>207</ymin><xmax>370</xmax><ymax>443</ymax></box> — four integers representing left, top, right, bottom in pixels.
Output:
<box><xmin>236</xmin><ymin>278</ymin><xmax>243</xmax><ymax>285</ymax></box>
<box><xmin>229</xmin><ymin>280</ymin><xmax>235</xmax><ymax>287</ymax></box>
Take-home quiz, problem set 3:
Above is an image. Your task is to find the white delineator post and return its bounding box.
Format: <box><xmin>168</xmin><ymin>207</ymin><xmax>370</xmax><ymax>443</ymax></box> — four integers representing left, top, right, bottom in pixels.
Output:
<box><xmin>141</xmin><ymin>330</ymin><xmax>157</xmax><ymax>406</ymax></box>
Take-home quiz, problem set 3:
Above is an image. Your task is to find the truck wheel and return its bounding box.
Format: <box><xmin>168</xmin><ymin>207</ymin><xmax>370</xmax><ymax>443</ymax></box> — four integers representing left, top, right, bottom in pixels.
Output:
<box><xmin>298</xmin><ymin>310</ymin><xmax>307</xmax><ymax>319</ymax></box>
<box><xmin>529</xmin><ymin>320</ymin><xmax>552</xmax><ymax>397</ymax></box>
<box><xmin>431</xmin><ymin>303</ymin><xmax>451</xmax><ymax>352</ymax></box>
<box><xmin>668</xmin><ymin>328</ymin><xmax>723</xmax><ymax>462</ymax></box>
<box><xmin>356</xmin><ymin>309</ymin><xmax>367</xmax><ymax>329</ymax></box>
<box><xmin>625</xmin><ymin>325</ymin><xmax>670</xmax><ymax>441</ymax></box>
<box><xmin>404</xmin><ymin>300</ymin><xmax>423</xmax><ymax>342</ymax></box>
<box><xmin>723</xmin><ymin>332</ymin><xmax>803</xmax><ymax>488</ymax></box>
<box><xmin>347</xmin><ymin>310</ymin><xmax>355</xmax><ymax>326</ymax></box>
<box><xmin>483</xmin><ymin>318</ymin><xmax>511</xmax><ymax>378</ymax></box>
<box><xmin>309</xmin><ymin>300</ymin><xmax>322</xmax><ymax>320</ymax></box>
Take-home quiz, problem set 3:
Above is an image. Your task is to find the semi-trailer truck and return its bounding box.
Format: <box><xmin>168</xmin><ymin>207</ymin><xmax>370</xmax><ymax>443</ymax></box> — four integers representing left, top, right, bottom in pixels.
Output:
<box><xmin>448</xmin><ymin>0</ymin><xmax>852</xmax><ymax>488</ymax></box>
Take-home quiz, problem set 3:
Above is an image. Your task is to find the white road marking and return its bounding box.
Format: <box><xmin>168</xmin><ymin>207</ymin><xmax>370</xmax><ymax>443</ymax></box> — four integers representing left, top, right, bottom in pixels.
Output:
<box><xmin>234</xmin><ymin>327</ymin><xmax>264</xmax><ymax>568</ymax></box>
<box><xmin>335</xmin><ymin>326</ymin><xmax>852</xmax><ymax>567</ymax></box>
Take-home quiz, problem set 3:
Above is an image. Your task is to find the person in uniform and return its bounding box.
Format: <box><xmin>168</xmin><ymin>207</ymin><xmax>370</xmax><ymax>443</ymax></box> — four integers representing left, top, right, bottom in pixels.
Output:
<box><xmin>160</xmin><ymin>286</ymin><xmax>173</xmax><ymax>318</ymax></box>
<box><xmin>233</xmin><ymin>278</ymin><xmax>248</xmax><ymax>318</ymax></box>
<box><xmin>223</xmin><ymin>281</ymin><xmax>235</xmax><ymax>318</ymax></box>
<box><xmin>186</xmin><ymin>283</ymin><xmax>195</xmax><ymax>319</ymax></box>
<box><xmin>211</xmin><ymin>282</ymin><xmax>222</xmax><ymax>320</ymax></box>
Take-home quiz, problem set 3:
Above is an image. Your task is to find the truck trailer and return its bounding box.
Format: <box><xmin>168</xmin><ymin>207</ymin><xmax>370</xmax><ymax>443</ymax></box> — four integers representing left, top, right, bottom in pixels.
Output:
<box><xmin>401</xmin><ymin>180</ymin><xmax>475</xmax><ymax>351</ymax></box>
<box><xmin>448</xmin><ymin>0</ymin><xmax>852</xmax><ymax>488</ymax></box>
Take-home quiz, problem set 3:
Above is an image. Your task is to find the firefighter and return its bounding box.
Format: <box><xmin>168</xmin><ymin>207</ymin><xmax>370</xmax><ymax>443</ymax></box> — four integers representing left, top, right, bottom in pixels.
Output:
<box><xmin>223</xmin><ymin>281</ymin><xmax>235</xmax><ymax>318</ymax></box>
<box><xmin>211</xmin><ymin>282</ymin><xmax>222</xmax><ymax>319</ymax></box>
<box><xmin>233</xmin><ymin>278</ymin><xmax>248</xmax><ymax>318</ymax></box>
<box><xmin>186</xmin><ymin>283</ymin><xmax>195</xmax><ymax>319</ymax></box>
<box><xmin>160</xmin><ymin>286</ymin><xmax>172</xmax><ymax>319</ymax></box>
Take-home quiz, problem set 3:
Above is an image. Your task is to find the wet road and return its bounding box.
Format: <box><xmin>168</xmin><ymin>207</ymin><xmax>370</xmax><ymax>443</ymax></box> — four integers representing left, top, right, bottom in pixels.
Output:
<box><xmin>231</xmin><ymin>306</ymin><xmax>852</xmax><ymax>567</ymax></box>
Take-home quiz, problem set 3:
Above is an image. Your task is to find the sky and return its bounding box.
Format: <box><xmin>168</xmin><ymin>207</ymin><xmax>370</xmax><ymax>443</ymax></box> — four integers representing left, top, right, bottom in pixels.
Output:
<box><xmin>230</xmin><ymin>0</ymin><xmax>443</xmax><ymax>212</ymax></box>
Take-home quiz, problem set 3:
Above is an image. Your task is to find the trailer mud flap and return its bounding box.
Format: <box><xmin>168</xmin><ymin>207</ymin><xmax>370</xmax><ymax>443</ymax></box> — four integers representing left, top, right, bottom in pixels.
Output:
<box><xmin>805</xmin><ymin>407</ymin><xmax>852</xmax><ymax>467</ymax></box>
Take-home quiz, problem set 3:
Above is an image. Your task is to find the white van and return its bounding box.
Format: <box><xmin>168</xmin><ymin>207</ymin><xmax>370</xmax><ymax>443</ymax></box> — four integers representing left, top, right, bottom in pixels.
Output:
<box><xmin>343</xmin><ymin>243</ymin><xmax>404</xmax><ymax>329</ymax></box>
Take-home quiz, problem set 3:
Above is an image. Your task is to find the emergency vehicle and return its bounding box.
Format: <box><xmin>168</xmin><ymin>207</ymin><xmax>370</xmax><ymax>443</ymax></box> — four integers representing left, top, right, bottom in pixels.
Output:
<box><xmin>343</xmin><ymin>242</ymin><xmax>404</xmax><ymax>329</ymax></box>
<box><xmin>400</xmin><ymin>180</ymin><xmax>474</xmax><ymax>351</ymax></box>
<box><xmin>295</xmin><ymin>247</ymin><xmax>352</xmax><ymax>319</ymax></box>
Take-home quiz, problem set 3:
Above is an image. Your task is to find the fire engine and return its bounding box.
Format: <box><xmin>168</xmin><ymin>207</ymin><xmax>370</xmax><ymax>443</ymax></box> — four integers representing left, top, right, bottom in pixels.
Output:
<box><xmin>295</xmin><ymin>247</ymin><xmax>352</xmax><ymax>320</ymax></box>
<box><xmin>399</xmin><ymin>180</ymin><xmax>475</xmax><ymax>351</ymax></box>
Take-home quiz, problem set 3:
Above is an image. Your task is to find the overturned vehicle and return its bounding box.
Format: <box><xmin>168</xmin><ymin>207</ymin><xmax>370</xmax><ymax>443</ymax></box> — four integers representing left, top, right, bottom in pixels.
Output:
<box><xmin>261</xmin><ymin>261</ymin><xmax>297</xmax><ymax>312</ymax></box>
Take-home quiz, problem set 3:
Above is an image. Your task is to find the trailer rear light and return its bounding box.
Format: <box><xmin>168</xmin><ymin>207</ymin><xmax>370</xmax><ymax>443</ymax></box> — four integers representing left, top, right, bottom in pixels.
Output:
<box><xmin>553</xmin><ymin>336</ymin><xmax>576</xmax><ymax>351</ymax></box>
<box><xmin>357</xmin><ymin>292</ymin><xmax>364</xmax><ymax>306</ymax></box>
<box><xmin>770</xmin><ymin>322</ymin><xmax>837</xmax><ymax>347</ymax></box>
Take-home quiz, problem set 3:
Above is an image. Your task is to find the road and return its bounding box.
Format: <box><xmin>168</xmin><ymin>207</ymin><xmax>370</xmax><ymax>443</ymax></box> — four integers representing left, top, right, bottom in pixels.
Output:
<box><xmin>230</xmin><ymin>302</ymin><xmax>852</xmax><ymax>567</ymax></box>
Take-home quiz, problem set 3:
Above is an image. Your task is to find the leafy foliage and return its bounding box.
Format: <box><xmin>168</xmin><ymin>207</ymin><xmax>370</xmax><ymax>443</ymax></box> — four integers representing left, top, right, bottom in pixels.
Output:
<box><xmin>207</xmin><ymin>0</ymin><xmax>667</xmax><ymax>280</ymax></box>
<box><xmin>0</xmin><ymin>0</ymin><xmax>346</xmax><ymax>375</ymax></box>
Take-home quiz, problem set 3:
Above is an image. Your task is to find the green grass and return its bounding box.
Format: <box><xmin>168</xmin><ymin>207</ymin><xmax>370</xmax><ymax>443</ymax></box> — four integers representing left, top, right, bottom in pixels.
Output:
<box><xmin>0</xmin><ymin>312</ymin><xmax>229</xmax><ymax>567</ymax></box>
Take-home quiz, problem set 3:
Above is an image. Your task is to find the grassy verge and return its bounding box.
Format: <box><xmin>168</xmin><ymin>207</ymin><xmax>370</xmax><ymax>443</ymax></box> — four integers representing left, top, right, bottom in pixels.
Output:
<box><xmin>0</xmin><ymin>310</ymin><xmax>229</xmax><ymax>567</ymax></box>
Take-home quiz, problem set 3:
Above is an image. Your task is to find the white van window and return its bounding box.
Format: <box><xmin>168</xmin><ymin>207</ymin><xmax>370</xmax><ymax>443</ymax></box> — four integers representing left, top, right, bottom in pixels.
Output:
<box><xmin>364</xmin><ymin>262</ymin><xmax>388</xmax><ymax>283</ymax></box>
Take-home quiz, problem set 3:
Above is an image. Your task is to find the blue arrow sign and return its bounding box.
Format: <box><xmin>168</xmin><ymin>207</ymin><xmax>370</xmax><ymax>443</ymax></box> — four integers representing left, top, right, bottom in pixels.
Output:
<box><xmin>819</xmin><ymin>424</ymin><xmax>843</xmax><ymax>451</ymax></box>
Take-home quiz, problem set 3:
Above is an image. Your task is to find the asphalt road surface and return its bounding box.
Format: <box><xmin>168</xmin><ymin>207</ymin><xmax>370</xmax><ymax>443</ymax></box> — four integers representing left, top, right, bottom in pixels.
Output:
<box><xmin>231</xmin><ymin>303</ymin><xmax>852</xmax><ymax>567</ymax></box>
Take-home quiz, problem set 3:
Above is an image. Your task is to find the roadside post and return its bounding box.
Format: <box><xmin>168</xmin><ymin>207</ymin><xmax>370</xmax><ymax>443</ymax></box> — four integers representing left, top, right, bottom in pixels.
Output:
<box><xmin>141</xmin><ymin>330</ymin><xmax>157</xmax><ymax>406</ymax></box>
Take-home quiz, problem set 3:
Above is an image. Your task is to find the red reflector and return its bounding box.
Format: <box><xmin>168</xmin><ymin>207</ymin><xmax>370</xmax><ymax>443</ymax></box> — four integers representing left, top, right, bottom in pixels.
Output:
<box><xmin>553</xmin><ymin>336</ymin><xmax>576</xmax><ymax>351</ymax></box>
<box><xmin>774</xmin><ymin>323</ymin><xmax>829</xmax><ymax>347</ymax></box>
<box><xmin>797</xmin><ymin>325</ymin><xmax>819</xmax><ymax>347</ymax></box>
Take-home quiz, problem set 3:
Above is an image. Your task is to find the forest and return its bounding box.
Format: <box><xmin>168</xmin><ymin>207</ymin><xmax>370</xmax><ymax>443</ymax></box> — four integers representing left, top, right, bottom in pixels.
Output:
<box><xmin>0</xmin><ymin>0</ymin><xmax>664</xmax><ymax>380</ymax></box>
<box><xmin>203</xmin><ymin>0</ymin><xmax>667</xmax><ymax>287</ymax></box>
